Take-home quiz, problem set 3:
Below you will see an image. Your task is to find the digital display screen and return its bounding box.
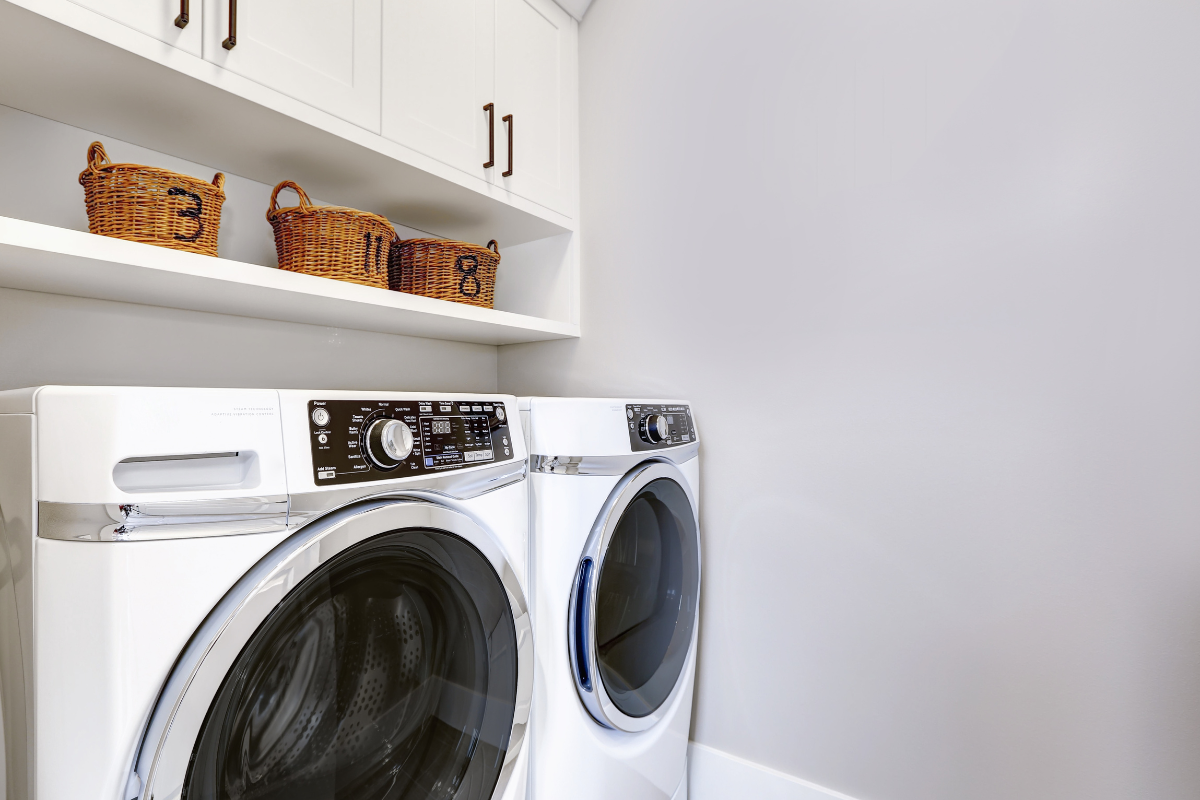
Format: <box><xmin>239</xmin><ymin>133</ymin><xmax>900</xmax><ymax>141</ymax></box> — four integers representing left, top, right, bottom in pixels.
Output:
<box><xmin>420</xmin><ymin>415</ymin><xmax>495</xmax><ymax>468</ymax></box>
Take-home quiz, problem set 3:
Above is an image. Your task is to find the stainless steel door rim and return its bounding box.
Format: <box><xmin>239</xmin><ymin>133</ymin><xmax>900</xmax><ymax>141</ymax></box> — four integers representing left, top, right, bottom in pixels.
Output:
<box><xmin>131</xmin><ymin>498</ymin><xmax>532</xmax><ymax>800</ymax></box>
<box><xmin>568</xmin><ymin>460</ymin><xmax>701</xmax><ymax>733</ymax></box>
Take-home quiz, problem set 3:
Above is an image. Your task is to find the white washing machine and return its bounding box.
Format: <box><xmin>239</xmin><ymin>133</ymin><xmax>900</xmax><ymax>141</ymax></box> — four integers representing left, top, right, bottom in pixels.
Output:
<box><xmin>0</xmin><ymin>386</ymin><xmax>533</xmax><ymax>800</ymax></box>
<box><xmin>520</xmin><ymin>398</ymin><xmax>700</xmax><ymax>800</ymax></box>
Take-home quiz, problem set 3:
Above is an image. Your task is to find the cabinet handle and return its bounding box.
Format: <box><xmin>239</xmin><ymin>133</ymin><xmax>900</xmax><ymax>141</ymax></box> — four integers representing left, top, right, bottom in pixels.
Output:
<box><xmin>483</xmin><ymin>103</ymin><xmax>495</xmax><ymax>169</ymax></box>
<box><xmin>502</xmin><ymin>114</ymin><xmax>513</xmax><ymax>177</ymax></box>
<box><xmin>174</xmin><ymin>0</ymin><xmax>189</xmax><ymax>28</ymax></box>
<box><xmin>222</xmin><ymin>0</ymin><xmax>237</xmax><ymax>49</ymax></box>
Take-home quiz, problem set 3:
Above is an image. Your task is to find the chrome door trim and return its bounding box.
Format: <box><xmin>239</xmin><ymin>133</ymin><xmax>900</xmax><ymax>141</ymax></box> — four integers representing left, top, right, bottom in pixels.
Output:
<box><xmin>131</xmin><ymin>499</ymin><xmax>533</xmax><ymax>800</ymax></box>
<box><xmin>532</xmin><ymin>440</ymin><xmax>698</xmax><ymax>476</ymax></box>
<box><xmin>288</xmin><ymin>458</ymin><xmax>527</xmax><ymax>526</ymax></box>
<box><xmin>38</xmin><ymin>496</ymin><xmax>290</xmax><ymax>541</ymax></box>
<box><xmin>567</xmin><ymin>460</ymin><xmax>701</xmax><ymax>732</ymax></box>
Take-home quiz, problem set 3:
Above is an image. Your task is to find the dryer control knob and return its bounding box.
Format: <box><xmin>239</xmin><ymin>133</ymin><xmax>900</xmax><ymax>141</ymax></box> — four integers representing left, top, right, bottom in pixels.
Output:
<box><xmin>641</xmin><ymin>414</ymin><xmax>670</xmax><ymax>444</ymax></box>
<box><xmin>365</xmin><ymin>418</ymin><xmax>414</xmax><ymax>469</ymax></box>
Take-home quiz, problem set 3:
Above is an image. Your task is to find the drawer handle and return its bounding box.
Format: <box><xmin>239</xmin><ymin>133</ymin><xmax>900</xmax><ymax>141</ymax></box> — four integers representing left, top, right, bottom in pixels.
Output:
<box><xmin>174</xmin><ymin>0</ymin><xmax>189</xmax><ymax>28</ymax></box>
<box><xmin>483</xmin><ymin>103</ymin><xmax>495</xmax><ymax>169</ymax></box>
<box><xmin>222</xmin><ymin>0</ymin><xmax>237</xmax><ymax>49</ymax></box>
<box><xmin>502</xmin><ymin>113</ymin><xmax>513</xmax><ymax>177</ymax></box>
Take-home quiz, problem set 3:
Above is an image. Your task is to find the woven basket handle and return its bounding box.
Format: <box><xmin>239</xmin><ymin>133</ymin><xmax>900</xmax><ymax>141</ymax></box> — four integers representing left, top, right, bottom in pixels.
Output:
<box><xmin>487</xmin><ymin>239</ymin><xmax>499</xmax><ymax>254</ymax></box>
<box><xmin>267</xmin><ymin>180</ymin><xmax>312</xmax><ymax>219</ymax></box>
<box><xmin>212</xmin><ymin>173</ymin><xmax>226</xmax><ymax>191</ymax></box>
<box><xmin>86</xmin><ymin>141</ymin><xmax>111</xmax><ymax>172</ymax></box>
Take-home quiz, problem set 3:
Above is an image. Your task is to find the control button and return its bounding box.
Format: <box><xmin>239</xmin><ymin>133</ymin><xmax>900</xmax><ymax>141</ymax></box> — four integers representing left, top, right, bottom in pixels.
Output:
<box><xmin>504</xmin><ymin>447</ymin><xmax>510</xmax><ymax>456</ymax></box>
<box><xmin>460</xmin><ymin>406</ymin><xmax>471</xmax><ymax>413</ymax></box>
<box><xmin>496</xmin><ymin>406</ymin><xmax>506</xmax><ymax>421</ymax></box>
<box><xmin>364</xmin><ymin>418</ymin><xmax>414</xmax><ymax>470</ymax></box>
<box><xmin>484</xmin><ymin>405</ymin><xmax>494</xmax><ymax>411</ymax></box>
<box><xmin>627</xmin><ymin>408</ymin><xmax>634</xmax><ymax>419</ymax></box>
<box><xmin>464</xmin><ymin>451</ymin><xmax>477</xmax><ymax>463</ymax></box>
<box><xmin>472</xmin><ymin>405</ymin><xmax>482</xmax><ymax>412</ymax></box>
<box><xmin>641</xmin><ymin>414</ymin><xmax>670</xmax><ymax>444</ymax></box>
<box><xmin>318</xmin><ymin>433</ymin><xmax>328</xmax><ymax>444</ymax></box>
<box><xmin>311</xmin><ymin>407</ymin><xmax>331</xmax><ymax>427</ymax></box>
<box><xmin>419</xmin><ymin>404</ymin><xmax>432</xmax><ymax>414</ymax></box>
<box><xmin>502</xmin><ymin>437</ymin><xmax>509</xmax><ymax>446</ymax></box>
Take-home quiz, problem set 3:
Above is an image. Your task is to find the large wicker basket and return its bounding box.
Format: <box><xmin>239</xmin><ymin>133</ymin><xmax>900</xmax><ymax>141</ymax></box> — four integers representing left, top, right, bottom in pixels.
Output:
<box><xmin>266</xmin><ymin>180</ymin><xmax>394</xmax><ymax>289</ymax></box>
<box><xmin>389</xmin><ymin>238</ymin><xmax>501</xmax><ymax>308</ymax></box>
<box><xmin>78</xmin><ymin>141</ymin><xmax>226</xmax><ymax>256</ymax></box>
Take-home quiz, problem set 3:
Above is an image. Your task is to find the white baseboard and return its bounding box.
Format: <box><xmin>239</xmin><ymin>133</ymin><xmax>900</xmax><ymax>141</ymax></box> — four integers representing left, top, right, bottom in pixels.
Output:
<box><xmin>687</xmin><ymin>743</ymin><xmax>863</xmax><ymax>800</ymax></box>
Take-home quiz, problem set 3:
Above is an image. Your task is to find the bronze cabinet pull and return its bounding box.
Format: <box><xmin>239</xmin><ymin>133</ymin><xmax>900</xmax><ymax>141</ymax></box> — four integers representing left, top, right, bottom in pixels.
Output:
<box><xmin>222</xmin><ymin>0</ymin><xmax>237</xmax><ymax>49</ymax></box>
<box><xmin>174</xmin><ymin>0</ymin><xmax>189</xmax><ymax>28</ymax></box>
<box><xmin>502</xmin><ymin>114</ymin><xmax>513</xmax><ymax>177</ymax></box>
<box><xmin>483</xmin><ymin>103</ymin><xmax>495</xmax><ymax>169</ymax></box>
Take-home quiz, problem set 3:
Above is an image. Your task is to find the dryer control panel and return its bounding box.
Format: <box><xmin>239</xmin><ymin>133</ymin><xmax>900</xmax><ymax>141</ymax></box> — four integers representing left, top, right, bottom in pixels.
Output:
<box><xmin>308</xmin><ymin>399</ymin><xmax>515</xmax><ymax>485</ymax></box>
<box><xmin>626</xmin><ymin>403</ymin><xmax>696</xmax><ymax>451</ymax></box>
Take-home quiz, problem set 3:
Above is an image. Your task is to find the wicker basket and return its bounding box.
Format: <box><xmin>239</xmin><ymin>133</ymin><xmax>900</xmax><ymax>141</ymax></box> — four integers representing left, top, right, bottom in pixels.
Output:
<box><xmin>389</xmin><ymin>238</ymin><xmax>501</xmax><ymax>308</ymax></box>
<box><xmin>266</xmin><ymin>180</ymin><xmax>394</xmax><ymax>289</ymax></box>
<box><xmin>78</xmin><ymin>141</ymin><xmax>226</xmax><ymax>256</ymax></box>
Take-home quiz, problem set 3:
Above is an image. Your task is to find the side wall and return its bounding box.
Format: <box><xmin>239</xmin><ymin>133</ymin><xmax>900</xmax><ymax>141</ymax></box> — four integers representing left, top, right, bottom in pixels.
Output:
<box><xmin>499</xmin><ymin>1</ymin><xmax>1200</xmax><ymax>798</ymax></box>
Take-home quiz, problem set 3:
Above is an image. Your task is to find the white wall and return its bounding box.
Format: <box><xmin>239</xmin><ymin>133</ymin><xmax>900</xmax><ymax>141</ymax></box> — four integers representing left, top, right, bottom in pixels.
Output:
<box><xmin>499</xmin><ymin>1</ymin><xmax>1200</xmax><ymax>798</ymax></box>
<box><xmin>0</xmin><ymin>105</ymin><xmax>494</xmax><ymax>392</ymax></box>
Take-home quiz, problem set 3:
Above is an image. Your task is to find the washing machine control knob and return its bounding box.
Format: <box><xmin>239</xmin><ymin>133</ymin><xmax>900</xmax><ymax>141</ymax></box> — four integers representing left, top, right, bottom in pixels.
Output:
<box><xmin>365</xmin><ymin>418</ymin><xmax>413</xmax><ymax>469</ymax></box>
<box><xmin>641</xmin><ymin>414</ymin><xmax>670</xmax><ymax>444</ymax></box>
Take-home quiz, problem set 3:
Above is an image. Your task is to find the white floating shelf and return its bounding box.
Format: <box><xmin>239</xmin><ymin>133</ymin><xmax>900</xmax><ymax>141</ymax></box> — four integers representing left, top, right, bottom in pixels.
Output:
<box><xmin>0</xmin><ymin>217</ymin><xmax>579</xmax><ymax>346</ymax></box>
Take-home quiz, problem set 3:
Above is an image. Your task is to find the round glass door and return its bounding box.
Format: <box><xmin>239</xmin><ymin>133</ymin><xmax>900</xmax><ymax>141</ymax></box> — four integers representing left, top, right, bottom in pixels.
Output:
<box><xmin>183</xmin><ymin>528</ymin><xmax>518</xmax><ymax>800</ymax></box>
<box><xmin>593</xmin><ymin>475</ymin><xmax>700</xmax><ymax>720</ymax></box>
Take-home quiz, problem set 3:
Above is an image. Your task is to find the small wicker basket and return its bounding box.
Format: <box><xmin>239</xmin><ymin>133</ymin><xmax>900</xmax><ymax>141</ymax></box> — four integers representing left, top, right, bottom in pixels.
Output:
<box><xmin>78</xmin><ymin>141</ymin><xmax>226</xmax><ymax>256</ymax></box>
<box><xmin>266</xmin><ymin>180</ymin><xmax>394</xmax><ymax>289</ymax></box>
<box><xmin>389</xmin><ymin>238</ymin><xmax>501</xmax><ymax>308</ymax></box>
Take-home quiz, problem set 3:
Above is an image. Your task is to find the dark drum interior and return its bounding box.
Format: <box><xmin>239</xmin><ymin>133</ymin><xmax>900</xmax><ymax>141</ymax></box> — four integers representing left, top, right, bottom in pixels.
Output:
<box><xmin>594</xmin><ymin>477</ymin><xmax>699</xmax><ymax>718</ymax></box>
<box><xmin>184</xmin><ymin>528</ymin><xmax>518</xmax><ymax>800</ymax></box>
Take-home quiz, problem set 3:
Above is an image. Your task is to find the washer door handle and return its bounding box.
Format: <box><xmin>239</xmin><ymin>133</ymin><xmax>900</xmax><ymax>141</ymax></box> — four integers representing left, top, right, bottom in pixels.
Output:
<box><xmin>571</xmin><ymin>558</ymin><xmax>594</xmax><ymax>692</ymax></box>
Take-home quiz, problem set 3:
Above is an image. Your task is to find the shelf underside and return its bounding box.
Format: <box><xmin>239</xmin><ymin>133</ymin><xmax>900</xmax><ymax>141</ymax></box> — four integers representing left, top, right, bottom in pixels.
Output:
<box><xmin>0</xmin><ymin>217</ymin><xmax>579</xmax><ymax>345</ymax></box>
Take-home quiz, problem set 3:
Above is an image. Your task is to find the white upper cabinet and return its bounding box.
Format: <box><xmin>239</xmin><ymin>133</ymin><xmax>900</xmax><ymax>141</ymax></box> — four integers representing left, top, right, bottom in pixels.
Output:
<box><xmin>494</xmin><ymin>0</ymin><xmax>575</xmax><ymax>215</ymax></box>
<box><xmin>381</xmin><ymin>0</ymin><xmax>576</xmax><ymax>217</ymax></box>
<box><xmin>382</xmin><ymin>0</ymin><xmax>495</xmax><ymax>180</ymax></box>
<box><xmin>68</xmin><ymin>0</ymin><xmax>203</xmax><ymax>55</ymax></box>
<box><xmin>201</xmin><ymin>0</ymin><xmax>382</xmax><ymax>132</ymax></box>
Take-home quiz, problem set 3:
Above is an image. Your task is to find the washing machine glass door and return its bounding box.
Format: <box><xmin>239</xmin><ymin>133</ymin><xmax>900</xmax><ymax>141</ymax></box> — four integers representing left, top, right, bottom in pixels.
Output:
<box><xmin>134</xmin><ymin>500</ymin><xmax>531</xmax><ymax>800</ymax></box>
<box><xmin>570</xmin><ymin>461</ymin><xmax>700</xmax><ymax>732</ymax></box>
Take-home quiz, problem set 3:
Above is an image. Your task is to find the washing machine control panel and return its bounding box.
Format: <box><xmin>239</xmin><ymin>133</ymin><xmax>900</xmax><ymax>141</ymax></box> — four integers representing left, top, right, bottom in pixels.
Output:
<box><xmin>308</xmin><ymin>399</ymin><xmax>515</xmax><ymax>485</ymax></box>
<box><xmin>627</xmin><ymin>403</ymin><xmax>696</xmax><ymax>451</ymax></box>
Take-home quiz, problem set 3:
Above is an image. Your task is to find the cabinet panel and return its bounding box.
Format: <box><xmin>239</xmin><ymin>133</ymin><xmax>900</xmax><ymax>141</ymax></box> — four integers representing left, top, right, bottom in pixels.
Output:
<box><xmin>495</xmin><ymin>0</ymin><xmax>575</xmax><ymax>215</ymax></box>
<box><xmin>382</xmin><ymin>0</ymin><xmax>494</xmax><ymax>179</ymax></box>
<box><xmin>202</xmin><ymin>0</ymin><xmax>381</xmax><ymax>132</ymax></box>
<box><xmin>68</xmin><ymin>0</ymin><xmax>202</xmax><ymax>55</ymax></box>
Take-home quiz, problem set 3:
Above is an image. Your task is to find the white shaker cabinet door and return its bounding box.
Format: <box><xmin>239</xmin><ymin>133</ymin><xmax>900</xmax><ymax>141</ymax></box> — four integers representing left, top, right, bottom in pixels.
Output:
<box><xmin>382</xmin><ymin>0</ymin><xmax>495</xmax><ymax>180</ymax></box>
<box><xmin>202</xmin><ymin>0</ymin><xmax>382</xmax><ymax>132</ymax></box>
<box><xmin>69</xmin><ymin>0</ymin><xmax>202</xmax><ymax>55</ymax></box>
<box><xmin>494</xmin><ymin>0</ymin><xmax>576</xmax><ymax>216</ymax></box>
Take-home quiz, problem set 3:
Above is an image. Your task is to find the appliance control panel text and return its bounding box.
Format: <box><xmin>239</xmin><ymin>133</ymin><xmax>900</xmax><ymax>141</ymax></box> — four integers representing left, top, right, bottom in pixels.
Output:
<box><xmin>626</xmin><ymin>403</ymin><xmax>696</xmax><ymax>451</ymax></box>
<box><xmin>308</xmin><ymin>399</ymin><xmax>515</xmax><ymax>485</ymax></box>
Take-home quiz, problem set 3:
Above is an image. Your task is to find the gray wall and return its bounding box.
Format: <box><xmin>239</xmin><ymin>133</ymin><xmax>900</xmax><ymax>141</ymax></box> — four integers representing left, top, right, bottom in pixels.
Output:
<box><xmin>499</xmin><ymin>1</ymin><xmax>1200</xmax><ymax>798</ymax></box>
<box><xmin>0</xmin><ymin>105</ymin><xmax>495</xmax><ymax>392</ymax></box>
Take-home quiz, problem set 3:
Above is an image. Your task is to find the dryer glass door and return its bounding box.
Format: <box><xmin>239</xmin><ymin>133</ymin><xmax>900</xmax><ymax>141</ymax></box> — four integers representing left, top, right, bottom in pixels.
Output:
<box><xmin>593</xmin><ymin>474</ymin><xmax>699</xmax><ymax>720</ymax></box>
<box><xmin>185</xmin><ymin>528</ymin><xmax>518</xmax><ymax>800</ymax></box>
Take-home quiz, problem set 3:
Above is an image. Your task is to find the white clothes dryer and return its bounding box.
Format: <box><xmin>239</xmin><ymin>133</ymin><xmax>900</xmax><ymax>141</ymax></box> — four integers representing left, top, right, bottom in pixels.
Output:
<box><xmin>520</xmin><ymin>398</ymin><xmax>700</xmax><ymax>800</ymax></box>
<box><xmin>0</xmin><ymin>386</ymin><xmax>532</xmax><ymax>800</ymax></box>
